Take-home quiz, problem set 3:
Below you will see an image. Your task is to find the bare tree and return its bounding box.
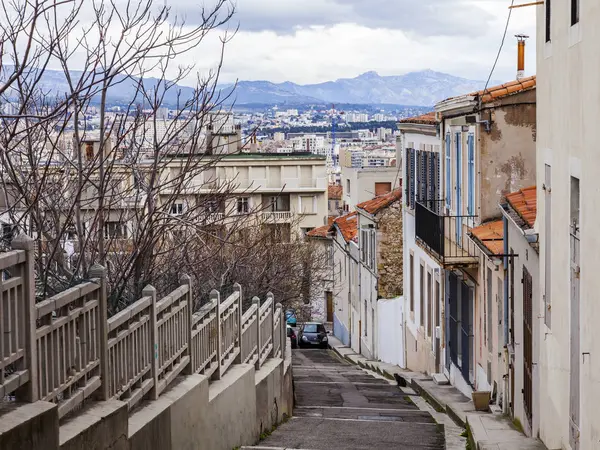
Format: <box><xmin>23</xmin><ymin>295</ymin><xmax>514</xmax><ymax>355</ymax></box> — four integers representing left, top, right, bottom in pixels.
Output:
<box><xmin>0</xmin><ymin>0</ymin><xmax>331</xmax><ymax>317</ymax></box>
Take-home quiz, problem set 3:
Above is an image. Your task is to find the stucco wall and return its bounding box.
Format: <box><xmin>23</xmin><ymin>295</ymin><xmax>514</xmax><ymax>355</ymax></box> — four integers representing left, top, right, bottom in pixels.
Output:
<box><xmin>479</xmin><ymin>95</ymin><xmax>537</xmax><ymax>222</ymax></box>
<box><xmin>536</xmin><ymin>2</ymin><xmax>600</xmax><ymax>449</ymax></box>
<box><xmin>0</xmin><ymin>402</ymin><xmax>58</xmax><ymax>450</ymax></box>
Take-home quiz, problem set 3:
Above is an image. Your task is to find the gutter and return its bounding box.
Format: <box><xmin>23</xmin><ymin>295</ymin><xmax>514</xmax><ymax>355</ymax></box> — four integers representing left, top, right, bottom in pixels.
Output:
<box><xmin>499</xmin><ymin>202</ymin><xmax>539</xmax><ymax>245</ymax></box>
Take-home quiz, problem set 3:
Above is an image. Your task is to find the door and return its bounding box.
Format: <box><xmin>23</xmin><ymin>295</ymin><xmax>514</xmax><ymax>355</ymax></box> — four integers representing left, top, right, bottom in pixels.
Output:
<box><xmin>523</xmin><ymin>267</ymin><xmax>533</xmax><ymax>426</ymax></box>
<box><xmin>455</xmin><ymin>133</ymin><xmax>462</xmax><ymax>245</ymax></box>
<box><xmin>460</xmin><ymin>281</ymin><xmax>472</xmax><ymax>383</ymax></box>
<box><xmin>326</xmin><ymin>292</ymin><xmax>333</xmax><ymax>322</ymax></box>
<box><xmin>569</xmin><ymin>230</ymin><xmax>580</xmax><ymax>449</ymax></box>
<box><xmin>435</xmin><ymin>279</ymin><xmax>441</xmax><ymax>372</ymax></box>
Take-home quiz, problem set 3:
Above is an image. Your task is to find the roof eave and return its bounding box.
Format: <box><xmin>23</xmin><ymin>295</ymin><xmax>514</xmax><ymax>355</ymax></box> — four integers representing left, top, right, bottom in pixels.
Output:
<box><xmin>435</xmin><ymin>95</ymin><xmax>478</xmax><ymax>116</ymax></box>
<box><xmin>398</xmin><ymin>122</ymin><xmax>437</xmax><ymax>136</ymax></box>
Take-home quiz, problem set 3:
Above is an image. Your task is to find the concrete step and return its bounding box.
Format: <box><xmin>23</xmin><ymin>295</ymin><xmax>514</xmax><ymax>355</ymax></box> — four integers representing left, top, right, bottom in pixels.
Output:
<box><xmin>432</xmin><ymin>373</ymin><xmax>449</xmax><ymax>385</ymax></box>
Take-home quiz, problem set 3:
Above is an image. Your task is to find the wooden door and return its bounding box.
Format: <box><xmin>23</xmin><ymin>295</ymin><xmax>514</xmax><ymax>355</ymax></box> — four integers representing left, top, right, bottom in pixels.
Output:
<box><xmin>523</xmin><ymin>267</ymin><xmax>533</xmax><ymax>425</ymax></box>
<box><xmin>326</xmin><ymin>292</ymin><xmax>333</xmax><ymax>322</ymax></box>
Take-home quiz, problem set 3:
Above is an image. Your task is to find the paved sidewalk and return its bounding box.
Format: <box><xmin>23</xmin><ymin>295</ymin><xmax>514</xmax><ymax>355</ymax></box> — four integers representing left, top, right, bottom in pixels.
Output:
<box><xmin>328</xmin><ymin>336</ymin><xmax>547</xmax><ymax>450</ymax></box>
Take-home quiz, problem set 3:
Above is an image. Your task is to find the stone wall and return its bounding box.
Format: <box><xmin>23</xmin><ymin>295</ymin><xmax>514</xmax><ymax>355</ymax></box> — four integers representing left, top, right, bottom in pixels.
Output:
<box><xmin>377</xmin><ymin>205</ymin><xmax>403</xmax><ymax>299</ymax></box>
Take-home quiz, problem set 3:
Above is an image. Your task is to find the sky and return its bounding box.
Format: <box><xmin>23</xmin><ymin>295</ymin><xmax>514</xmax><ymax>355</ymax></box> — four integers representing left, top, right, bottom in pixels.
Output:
<box><xmin>165</xmin><ymin>0</ymin><xmax>538</xmax><ymax>85</ymax></box>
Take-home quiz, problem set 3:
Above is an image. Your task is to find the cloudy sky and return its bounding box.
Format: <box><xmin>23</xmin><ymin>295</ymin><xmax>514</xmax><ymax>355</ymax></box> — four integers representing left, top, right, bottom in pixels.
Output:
<box><xmin>166</xmin><ymin>0</ymin><xmax>537</xmax><ymax>85</ymax></box>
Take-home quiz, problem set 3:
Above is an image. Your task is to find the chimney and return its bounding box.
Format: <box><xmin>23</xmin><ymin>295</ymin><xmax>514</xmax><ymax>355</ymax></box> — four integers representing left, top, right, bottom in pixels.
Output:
<box><xmin>516</xmin><ymin>34</ymin><xmax>529</xmax><ymax>80</ymax></box>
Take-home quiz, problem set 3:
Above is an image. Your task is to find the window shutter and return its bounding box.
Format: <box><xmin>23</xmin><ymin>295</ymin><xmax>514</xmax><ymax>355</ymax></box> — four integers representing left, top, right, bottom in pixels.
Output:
<box><xmin>468</xmin><ymin>134</ymin><xmax>475</xmax><ymax>216</ymax></box>
<box><xmin>405</xmin><ymin>148</ymin><xmax>410</xmax><ymax>206</ymax></box>
<box><xmin>434</xmin><ymin>153</ymin><xmax>441</xmax><ymax>214</ymax></box>
<box><xmin>445</xmin><ymin>134</ymin><xmax>451</xmax><ymax>210</ymax></box>
<box><xmin>416</xmin><ymin>149</ymin><xmax>421</xmax><ymax>203</ymax></box>
<box><xmin>409</xmin><ymin>149</ymin><xmax>416</xmax><ymax>208</ymax></box>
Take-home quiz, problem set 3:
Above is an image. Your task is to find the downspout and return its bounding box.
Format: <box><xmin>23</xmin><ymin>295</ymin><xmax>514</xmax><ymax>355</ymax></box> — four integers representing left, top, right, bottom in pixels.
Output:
<box><xmin>502</xmin><ymin>215</ymin><xmax>510</xmax><ymax>414</ymax></box>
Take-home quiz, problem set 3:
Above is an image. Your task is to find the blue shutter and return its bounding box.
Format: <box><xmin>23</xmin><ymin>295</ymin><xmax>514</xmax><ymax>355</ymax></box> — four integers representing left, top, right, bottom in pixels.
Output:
<box><xmin>445</xmin><ymin>134</ymin><xmax>451</xmax><ymax>210</ymax></box>
<box><xmin>455</xmin><ymin>132</ymin><xmax>462</xmax><ymax>245</ymax></box>
<box><xmin>467</xmin><ymin>134</ymin><xmax>475</xmax><ymax>216</ymax></box>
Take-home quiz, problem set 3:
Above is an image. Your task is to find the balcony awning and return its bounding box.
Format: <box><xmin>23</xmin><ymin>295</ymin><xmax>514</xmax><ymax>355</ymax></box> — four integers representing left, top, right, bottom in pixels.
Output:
<box><xmin>470</xmin><ymin>220</ymin><xmax>504</xmax><ymax>256</ymax></box>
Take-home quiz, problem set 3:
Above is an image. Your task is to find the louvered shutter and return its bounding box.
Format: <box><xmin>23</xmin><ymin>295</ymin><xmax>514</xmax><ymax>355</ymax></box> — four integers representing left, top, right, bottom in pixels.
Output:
<box><xmin>445</xmin><ymin>134</ymin><xmax>451</xmax><ymax>210</ymax></box>
<box><xmin>467</xmin><ymin>134</ymin><xmax>475</xmax><ymax>215</ymax></box>
<box><xmin>410</xmin><ymin>149</ymin><xmax>416</xmax><ymax>208</ymax></box>
<box><xmin>434</xmin><ymin>153</ymin><xmax>441</xmax><ymax>214</ymax></box>
<box><xmin>405</xmin><ymin>148</ymin><xmax>410</xmax><ymax>206</ymax></box>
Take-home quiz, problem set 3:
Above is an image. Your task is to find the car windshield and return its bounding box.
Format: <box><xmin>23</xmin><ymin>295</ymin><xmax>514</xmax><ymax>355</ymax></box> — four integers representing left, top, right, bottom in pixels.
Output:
<box><xmin>303</xmin><ymin>324</ymin><xmax>325</xmax><ymax>333</ymax></box>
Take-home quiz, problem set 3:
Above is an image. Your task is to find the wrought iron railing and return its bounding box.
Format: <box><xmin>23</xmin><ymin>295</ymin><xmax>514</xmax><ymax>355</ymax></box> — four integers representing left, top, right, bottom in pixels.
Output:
<box><xmin>415</xmin><ymin>200</ymin><xmax>479</xmax><ymax>265</ymax></box>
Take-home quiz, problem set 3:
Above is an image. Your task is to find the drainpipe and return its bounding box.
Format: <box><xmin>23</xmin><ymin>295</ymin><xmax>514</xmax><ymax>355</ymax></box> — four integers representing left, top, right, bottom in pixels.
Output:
<box><xmin>502</xmin><ymin>216</ymin><xmax>510</xmax><ymax>414</ymax></box>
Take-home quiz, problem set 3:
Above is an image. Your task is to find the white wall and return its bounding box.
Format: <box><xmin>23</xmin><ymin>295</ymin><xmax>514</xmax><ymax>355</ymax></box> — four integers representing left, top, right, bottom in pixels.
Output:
<box><xmin>377</xmin><ymin>297</ymin><xmax>405</xmax><ymax>368</ymax></box>
<box><xmin>536</xmin><ymin>2</ymin><xmax>600</xmax><ymax>449</ymax></box>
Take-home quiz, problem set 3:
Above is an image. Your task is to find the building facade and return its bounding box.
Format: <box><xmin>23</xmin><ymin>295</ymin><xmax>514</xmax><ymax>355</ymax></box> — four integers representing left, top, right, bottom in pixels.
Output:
<box><xmin>536</xmin><ymin>2</ymin><xmax>599</xmax><ymax>448</ymax></box>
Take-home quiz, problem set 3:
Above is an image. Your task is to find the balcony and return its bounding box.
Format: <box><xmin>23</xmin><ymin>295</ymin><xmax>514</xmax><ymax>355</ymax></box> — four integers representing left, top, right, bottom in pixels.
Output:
<box><xmin>262</xmin><ymin>211</ymin><xmax>293</xmax><ymax>223</ymax></box>
<box><xmin>415</xmin><ymin>201</ymin><xmax>479</xmax><ymax>267</ymax></box>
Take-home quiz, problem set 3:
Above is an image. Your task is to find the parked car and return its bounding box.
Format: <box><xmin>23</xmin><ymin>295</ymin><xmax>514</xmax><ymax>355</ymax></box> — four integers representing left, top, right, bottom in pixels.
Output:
<box><xmin>298</xmin><ymin>322</ymin><xmax>328</xmax><ymax>348</ymax></box>
<box><xmin>287</xmin><ymin>325</ymin><xmax>298</xmax><ymax>349</ymax></box>
<box><xmin>285</xmin><ymin>309</ymin><xmax>297</xmax><ymax>327</ymax></box>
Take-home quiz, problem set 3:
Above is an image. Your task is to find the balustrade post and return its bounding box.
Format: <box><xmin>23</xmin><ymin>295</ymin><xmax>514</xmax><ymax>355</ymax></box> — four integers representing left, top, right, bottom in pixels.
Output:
<box><xmin>268</xmin><ymin>293</ymin><xmax>275</xmax><ymax>358</ymax></box>
<box><xmin>144</xmin><ymin>285</ymin><xmax>159</xmax><ymax>400</ymax></box>
<box><xmin>89</xmin><ymin>263</ymin><xmax>109</xmax><ymax>401</ymax></box>
<box><xmin>274</xmin><ymin>302</ymin><xmax>283</xmax><ymax>358</ymax></box>
<box><xmin>12</xmin><ymin>235</ymin><xmax>38</xmax><ymax>402</ymax></box>
<box><xmin>279</xmin><ymin>304</ymin><xmax>285</xmax><ymax>360</ymax></box>
<box><xmin>253</xmin><ymin>297</ymin><xmax>261</xmax><ymax>370</ymax></box>
<box><xmin>233</xmin><ymin>283</ymin><xmax>243</xmax><ymax>364</ymax></box>
<box><xmin>180</xmin><ymin>274</ymin><xmax>194</xmax><ymax>375</ymax></box>
<box><xmin>210</xmin><ymin>290</ymin><xmax>222</xmax><ymax>380</ymax></box>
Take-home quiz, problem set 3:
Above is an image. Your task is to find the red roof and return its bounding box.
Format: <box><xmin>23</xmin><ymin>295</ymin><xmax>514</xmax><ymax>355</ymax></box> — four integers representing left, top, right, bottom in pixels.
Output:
<box><xmin>307</xmin><ymin>224</ymin><xmax>331</xmax><ymax>239</ymax></box>
<box><xmin>474</xmin><ymin>76</ymin><xmax>536</xmax><ymax>104</ymax></box>
<box><xmin>399</xmin><ymin>112</ymin><xmax>437</xmax><ymax>125</ymax></box>
<box><xmin>356</xmin><ymin>188</ymin><xmax>402</xmax><ymax>215</ymax></box>
<box><xmin>328</xmin><ymin>184</ymin><xmax>343</xmax><ymax>200</ymax></box>
<box><xmin>471</xmin><ymin>220</ymin><xmax>504</xmax><ymax>255</ymax></box>
<box><xmin>505</xmin><ymin>185</ymin><xmax>536</xmax><ymax>227</ymax></box>
<box><xmin>333</xmin><ymin>212</ymin><xmax>358</xmax><ymax>243</ymax></box>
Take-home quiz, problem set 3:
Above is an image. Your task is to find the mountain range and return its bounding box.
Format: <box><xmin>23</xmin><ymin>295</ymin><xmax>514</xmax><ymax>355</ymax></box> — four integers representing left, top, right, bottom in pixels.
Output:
<box><xmin>2</xmin><ymin>68</ymin><xmax>490</xmax><ymax>107</ymax></box>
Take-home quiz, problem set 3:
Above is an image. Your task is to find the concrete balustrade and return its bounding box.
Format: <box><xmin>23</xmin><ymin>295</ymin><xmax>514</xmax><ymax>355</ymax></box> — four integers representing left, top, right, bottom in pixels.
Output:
<box><xmin>0</xmin><ymin>235</ymin><xmax>292</xmax><ymax>450</ymax></box>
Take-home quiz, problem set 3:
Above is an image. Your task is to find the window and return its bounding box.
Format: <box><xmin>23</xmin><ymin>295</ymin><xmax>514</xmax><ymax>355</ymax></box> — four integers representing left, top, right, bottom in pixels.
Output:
<box><xmin>364</xmin><ymin>300</ymin><xmax>368</xmax><ymax>336</ymax></box>
<box><xmin>420</xmin><ymin>263</ymin><xmax>425</xmax><ymax>327</ymax></box>
<box><xmin>410</xmin><ymin>253</ymin><xmax>414</xmax><ymax>312</ymax></box>
<box><xmin>85</xmin><ymin>142</ymin><xmax>94</xmax><ymax>160</ymax></box>
<box><xmin>105</xmin><ymin>221</ymin><xmax>127</xmax><ymax>239</ymax></box>
<box><xmin>544</xmin><ymin>164</ymin><xmax>552</xmax><ymax>328</ymax></box>
<box><xmin>268</xmin><ymin>194</ymin><xmax>290</xmax><ymax>212</ymax></box>
<box><xmin>445</xmin><ymin>134</ymin><xmax>451</xmax><ymax>209</ymax></box>
<box><xmin>237</xmin><ymin>197</ymin><xmax>249</xmax><ymax>213</ymax></box>
<box><xmin>571</xmin><ymin>0</ymin><xmax>579</xmax><ymax>26</ymax></box>
<box><xmin>346</xmin><ymin>179</ymin><xmax>351</xmax><ymax>193</ymax></box>
<box><xmin>171</xmin><ymin>202</ymin><xmax>184</xmax><ymax>215</ymax></box>
<box><xmin>545</xmin><ymin>0</ymin><xmax>551</xmax><ymax>42</ymax></box>
<box><xmin>427</xmin><ymin>271</ymin><xmax>433</xmax><ymax>337</ymax></box>
<box><xmin>467</xmin><ymin>134</ymin><xmax>475</xmax><ymax>215</ymax></box>
<box><xmin>375</xmin><ymin>182</ymin><xmax>391</xmax><ymax>196</ymax></box>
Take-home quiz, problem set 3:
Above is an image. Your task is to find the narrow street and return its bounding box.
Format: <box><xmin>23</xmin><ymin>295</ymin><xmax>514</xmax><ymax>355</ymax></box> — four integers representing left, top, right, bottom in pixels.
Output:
<box><xmin>258</xmin><ymin>349</ymin><xmax>445</xmax><ymax>449</ymax></box>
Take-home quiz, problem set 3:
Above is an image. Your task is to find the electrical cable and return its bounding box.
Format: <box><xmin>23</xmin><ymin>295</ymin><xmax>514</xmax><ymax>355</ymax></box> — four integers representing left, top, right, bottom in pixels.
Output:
<box><xmin>481</xmin><ymin>0</ymin><xmax>516</xmax><ymax>102</ymax></box>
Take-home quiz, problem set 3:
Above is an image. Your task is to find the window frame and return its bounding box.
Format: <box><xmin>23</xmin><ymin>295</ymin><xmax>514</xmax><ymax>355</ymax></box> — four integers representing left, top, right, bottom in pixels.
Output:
<box><xmin>237</xmin><ymin>197</ymin><xmax>249</xmax><ymax>214</ymax></box>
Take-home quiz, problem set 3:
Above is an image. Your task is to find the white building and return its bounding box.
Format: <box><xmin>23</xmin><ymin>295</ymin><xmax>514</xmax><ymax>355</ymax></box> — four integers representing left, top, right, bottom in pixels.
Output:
<box><xmin>341</xmin><ymin>166</ymin><xmax>400</xmax><ymax>211</ymax></box>
<box><xmin>536</xmin><ymin>2</ymin><xmax>599</xmax><ymax>448</ymax></box>
<box><xmin>399</xmin><ymin>113</ymin><xmax>444</xmax><ymax>374</ymax></box>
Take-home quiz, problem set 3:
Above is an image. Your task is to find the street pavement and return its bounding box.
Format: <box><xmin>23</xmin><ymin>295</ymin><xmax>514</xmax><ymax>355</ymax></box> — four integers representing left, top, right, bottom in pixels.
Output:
<box><xmin>258</xmin><ymin>349</ymin><xmax>446</xmax><ymax>449</ymax></box>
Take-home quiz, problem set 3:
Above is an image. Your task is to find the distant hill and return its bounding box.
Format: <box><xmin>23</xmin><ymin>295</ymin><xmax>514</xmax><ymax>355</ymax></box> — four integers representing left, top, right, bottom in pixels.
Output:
<box><xmin>1</xmin><ymin>67</ymin><xmax>490</xmax><ymax>108</ymax></box>
<box><xmin>220</xmin><ymin>70</ymin><xmax>491</xmax><ymax>107</ymax></box>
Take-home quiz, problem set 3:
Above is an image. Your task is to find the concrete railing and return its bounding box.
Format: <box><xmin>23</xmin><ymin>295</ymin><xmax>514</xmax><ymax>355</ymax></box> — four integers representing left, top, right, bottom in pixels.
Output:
<box><xmin>0</xmin><ymin>235</ymin><xmax>287</xmax><ymax>423</ymax></box>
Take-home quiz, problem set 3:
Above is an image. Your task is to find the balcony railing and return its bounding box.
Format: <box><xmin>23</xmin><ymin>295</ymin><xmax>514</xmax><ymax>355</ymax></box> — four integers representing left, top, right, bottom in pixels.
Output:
<box><xmin>262</xmin><ymin>211</ymin><xmax>293</xmax><ymax>222</ymax></box>
<box><xmin>415</xmin><ymin>200</ymin><xmax>479</xmax><ymax>266</ymax></box>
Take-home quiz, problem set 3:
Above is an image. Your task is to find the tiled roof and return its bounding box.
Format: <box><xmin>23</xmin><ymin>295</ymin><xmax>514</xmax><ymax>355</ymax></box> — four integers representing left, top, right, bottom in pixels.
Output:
<box><xmin>399</xmin><ymin>112</ymin><xmax>437</xmax><ymax>125</ymax></box>
<box><xmin>307</xmin><ymin>224</ymin><xmax>331</xmax><ymax>239</ymax></box>
<box><xmin>333</xmin><ymin>212</ymin><xmax>358</xmax><ymax>243</ymax></box>
<box><xmin>328</xmin><ymin>184</ymin><xmax>343</xmax><ymax>200</ymax></box>
<box><xmin>470</xmin><ymin>220</ymin><xmax>504</xmax><ymax>256</ymax></box>
<box><xmin>505</xmin><ymin>185</ymin><xmax>536</xmax><ymax>228</ymax></box>
<box><xmin>328</xmin><ymin>216</ymin><xmax>336</xmax><ymax>226</ymax></box>
<box><xmin>473</xmin><ymin>76</ymin><xmax>536</xmax><ymax>104</ymax></box>
<box><xmin>356</xmin><ymin>188</ymin><xmax>402</xmax><ymax>215</ymax></box>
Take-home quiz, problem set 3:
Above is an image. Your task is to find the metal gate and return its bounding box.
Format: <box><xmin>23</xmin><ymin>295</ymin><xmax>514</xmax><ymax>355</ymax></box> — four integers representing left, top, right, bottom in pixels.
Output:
<box><xmin>523</xmin><ymin>267</ymin><xmax>533</xmax><ymax>424</ymax></box>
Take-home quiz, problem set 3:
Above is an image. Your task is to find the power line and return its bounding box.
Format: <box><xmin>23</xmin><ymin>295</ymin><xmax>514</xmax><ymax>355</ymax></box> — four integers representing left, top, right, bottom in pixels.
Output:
<box><xmin>482</xmin><ymin>0</ymin><xmax>516</xmax><ymax>99</ymax></box>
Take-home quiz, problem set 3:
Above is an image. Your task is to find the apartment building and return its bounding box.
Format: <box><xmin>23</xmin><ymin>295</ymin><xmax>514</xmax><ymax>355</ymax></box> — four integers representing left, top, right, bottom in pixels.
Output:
<box><xmin>410</xmin><ymin>78</ymin><xmax>537</xmax><ymax>401</ymax></box>
<box><xmin>536</xmin><ymin>2</ymin><xmax>599</xmax><ymax>448</ymax></box>
<box><xmin>399</xmin><ymin>112</ymin><xmax>444</xmax><ymax>374</ymax></box>
<box><xmin>341</xmin><ymin>165</ymin><xmax>400</xmax><ymax>211</ymax></box>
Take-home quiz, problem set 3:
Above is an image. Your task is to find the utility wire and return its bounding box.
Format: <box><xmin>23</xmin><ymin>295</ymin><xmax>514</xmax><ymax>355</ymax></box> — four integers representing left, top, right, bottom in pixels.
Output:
<box><xmin>481</xmin><ymin>0</ymin><xmax>516</xmax><ymax>100</ymax></box>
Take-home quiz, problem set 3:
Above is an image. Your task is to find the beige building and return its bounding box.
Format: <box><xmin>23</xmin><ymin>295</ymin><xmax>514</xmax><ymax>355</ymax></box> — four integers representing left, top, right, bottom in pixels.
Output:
<box><xmin>341</xmin><ymin>165</ymin><xmax>400</xmax><ymax>211</ymax></box>
<box><xmin>536</xmin><ymin>2</ymin><xmax>599</xmax><ymax>448</ymax></box>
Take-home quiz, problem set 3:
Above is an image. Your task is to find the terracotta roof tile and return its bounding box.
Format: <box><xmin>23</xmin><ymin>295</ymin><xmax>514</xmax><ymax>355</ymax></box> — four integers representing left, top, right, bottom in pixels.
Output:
<box><xmin>399</xmin><ymin>112</ymin><xmax>437</xmax><ymax>125</ymax></box>
<box><xmin>505</xmin><ymin>185</ymin><xmax>537</xmax><ymax>228</ymax></box>
<box><xmin>307</xmin><ymin>224</ymin><xmax>331</xmax><ymax>239</ymax></box>
<box><xmin>328</xmin><ymin>184</ymin><xmax>343</xmax><ymax>200</ymax></box>
<box><xmin>471</xmin><ymin>219</ymin><xmax>504</xmax><ymax>256</ymax></box>
<box><xmin>356</xmin><ymin>188</ymin><xmax>402</xmax><ymax>215</ymax></box>
<box><xmin>475</xmin><ymin>76</ymin><xmax>536</xmax><ymax>104</ymax></box>
<box><xmin>333</xmin><ymin>212</ymin><xmax>358</xmax><ymax>243</ymax></box>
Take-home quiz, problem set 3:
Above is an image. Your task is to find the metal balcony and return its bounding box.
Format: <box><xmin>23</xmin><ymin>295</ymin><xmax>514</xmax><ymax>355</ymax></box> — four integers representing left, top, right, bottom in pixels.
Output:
<box><xmin>415</xmin><ymin>201</ymin><xmax>479</xmax><ymax>267</ymax></box>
